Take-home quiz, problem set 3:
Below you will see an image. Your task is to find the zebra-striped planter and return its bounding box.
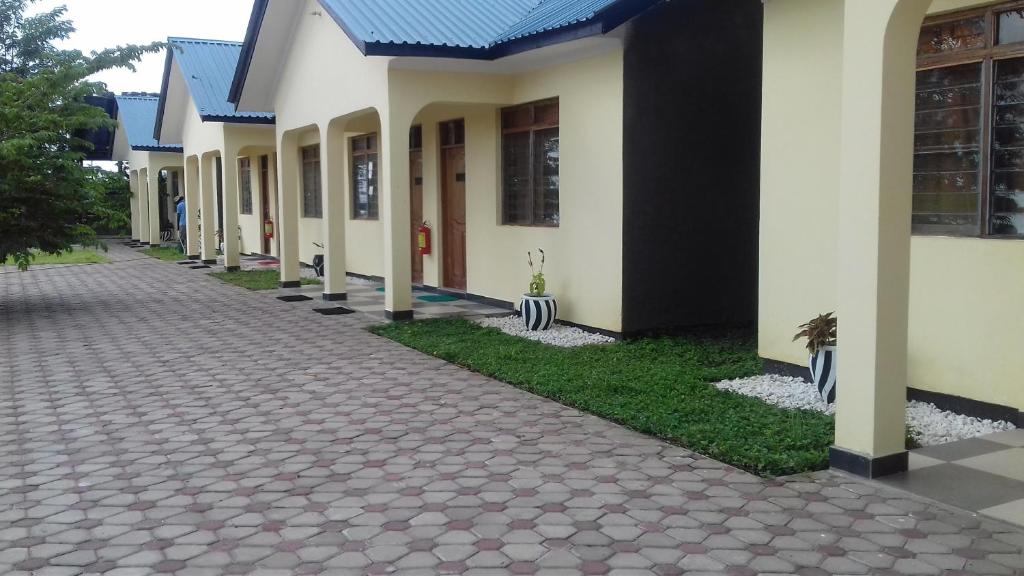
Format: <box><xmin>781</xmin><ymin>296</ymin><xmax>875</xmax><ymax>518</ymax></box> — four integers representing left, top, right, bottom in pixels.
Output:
<box><xmin>521</xmin><ymin>294</ymin><xmax>557</xmax><ymax>331</ymax></box>
<box><xmin>809</xmin><ymin>345</ymin><xmax>837</xmax><ymax>405</ymax></box>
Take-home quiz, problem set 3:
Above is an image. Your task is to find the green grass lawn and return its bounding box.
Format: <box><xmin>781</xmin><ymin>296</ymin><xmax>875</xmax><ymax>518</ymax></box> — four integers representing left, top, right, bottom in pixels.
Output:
<box><xmin>210</xmin><ymin>269</ymin><xmax>321</xmax><ymax>291</ymax></box>
<box><xmin>4</xmin><ymin>249</ymin><xmax>108</xmax><ymax>266</ymax></box>
<box><xmin>371</xmin><ymin>318</ymin><xmax>835</xmax><ymax>477</ymax></box>
<box><xmin>142</xmin><ymin>246</ymin><xmax>186</xmax><ymax>262</ymax></box>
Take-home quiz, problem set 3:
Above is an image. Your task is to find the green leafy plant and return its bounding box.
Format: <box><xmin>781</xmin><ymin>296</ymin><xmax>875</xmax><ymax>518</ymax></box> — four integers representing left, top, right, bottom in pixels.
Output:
<box><xmin>527</xmin><ymin>248</ymin><xmax>546</xmax><ymax>296</ymax></box>
<box><xmin>793</xmin><ymin>312</ymin><xmax>837</xmax><ymax>355</ymax></box>
<box><xmin>0</xmin><ymin>0</ymin><xmax>162</xmax><ymax>270</ymax></box>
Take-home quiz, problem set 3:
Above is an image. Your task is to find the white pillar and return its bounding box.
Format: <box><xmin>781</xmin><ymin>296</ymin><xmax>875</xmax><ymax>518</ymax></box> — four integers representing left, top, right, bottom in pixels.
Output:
<box><xmin>129</xmin><ymin>171</ymin><xmax>140</xmax><ymax>241</ymax></box>
<box><xmin>184</xmin><ymin>158</ymin><xmax>200</xmax><ymax>258</ymax></box>
<box><xmin>381</xmin><ymin>110</ymin><xmax>414</xmax><ymax>319</ymax></box>
<box><xmin>199</xmin><ymin>155</ymin><xmax>217</xmax><ymax>263</ymax></box>
<box><xmin>147</xmin><ymin>169</ymin><xmax>161</xmax><ymax>246</ymax></box>
<box><xmin>832</xmin><ymin>0</ymin><xmax>930</xmax><ymax>478</ymax></box>
<box><xmin>138</xmin><ymin>167</ymin><xmax>151</xmax><ymax>245</ymax></box>
<box><xmin>221</xmin><ymin>145</ymin><xmax>241</xmax><ymax>272</ymax></box>
<box><xmin>321</xmin><ymin>122</ymin><xmax>348</xmax><ymax>301</ymax></box>
<box><xmin>277</xmin><ymin>132</ymin><xmax>301</xmax><ymax>287</ymax></box>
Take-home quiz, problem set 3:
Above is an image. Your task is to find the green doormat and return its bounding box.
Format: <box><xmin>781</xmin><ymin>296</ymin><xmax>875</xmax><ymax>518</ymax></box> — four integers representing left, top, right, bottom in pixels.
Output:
<box><xmin>417</xmin><ymin>294</ymin><xmax>460</xmax><ymax>303</ymax></box>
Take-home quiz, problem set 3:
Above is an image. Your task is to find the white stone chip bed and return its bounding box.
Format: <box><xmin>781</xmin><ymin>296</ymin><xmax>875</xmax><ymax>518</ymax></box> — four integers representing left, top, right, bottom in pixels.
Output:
<box><xmin>476</xmin><ymin>315</ymin><xmax>616</xmax><ymax>348</ymax></box>
<box><xmin>713</xmin><ymin>374</ymin><xmax>1016</xmax><ymax>446</ymax></box>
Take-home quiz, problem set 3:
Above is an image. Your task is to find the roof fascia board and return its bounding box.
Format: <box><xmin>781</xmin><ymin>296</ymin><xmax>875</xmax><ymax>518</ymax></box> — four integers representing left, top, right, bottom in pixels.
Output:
<box><xmin>132</xmin><ymin>145</ymin><xmax>184</xmax><ymax>153</ymax></box>
<box><xmin>153</xmin><ymin>46</ymin><xmax>176</xmax><ymax>141</ymax></box>
<box><xmin>229</xmin><ymin>0</ymin><xmax>269</xmax><ymax>105</ymax></box>
<box><xmin>200</xmin><ymin>114</ymin><xmax>276</xmax><ymax>125</ymax></box>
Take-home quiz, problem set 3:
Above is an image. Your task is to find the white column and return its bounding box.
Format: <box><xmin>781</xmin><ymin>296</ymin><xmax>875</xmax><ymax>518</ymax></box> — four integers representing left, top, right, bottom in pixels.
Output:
<box><xmin>277</xmin><ymin>132</ymin><xmax>301</xmax><ymax>287</ymax></box>
<box><xmin>380</xmin><ymin>110</ymin><xmax>414</xmax><ymax>319</ymax></box>
<box><xmin>184</xmin><ymin>158</ymin><xmax>200</xmax><ymax>258</ymax></box>
<box><xmin>221</xmin><ymin>145</ymin><xmax>242</xmax><ymax>272</ymax></box>
<box><xmin>138</xmin><ymin>168</ymin><xmax>151</xmax><ymax>245</ymax></box>
<box><xmin>832</xmin><ymin>0</ymin><xmax>930</xmax><ymax>477</ymax></box>
<box><xmin>199</xmin><ymin>155</ymin><xmax>217</xmax><ymax>263</ymax></box>
<box><xmin>147</xmin><ymin>169</ymin><xmax>161</xmax><ymax>246</ymax></box>
<box><xmin>320</xmin><ymin>122</ymin><xmax>348</xmax><ymax>301</ymax></box>
<box><xmin>129</xmin><ymin>170</ymin><xmax>140</xmax><ymax>241</ymax></box>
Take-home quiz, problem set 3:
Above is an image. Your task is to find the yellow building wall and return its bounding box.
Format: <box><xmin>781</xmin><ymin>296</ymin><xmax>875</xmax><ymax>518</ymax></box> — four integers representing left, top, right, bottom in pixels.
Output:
<box><xmin>390</xmin><ymin>50</ymin><xmax>624</xmax><ymax>331</ymax></box>
<box><xmin>909</xmin><ymin>237</ymin><xmax>1024</xmax><ymax>409</ymax></box>
<box><xmin>760</xmin><ymin>0</ymin><xmax>1024</xmax><ymax>411</ymax></box>
<box><xmin>464</xmin><ymin>53</ymin><xmax>624</xmax><ymax>332</ymax></box>
<box><xmin>758</xmin><ymin>0</ymin><xmax>844</xmax><ymax>366</ymax></box>
<box><xmin>270</xmin><ymin>0</ymin><xmax>624</xmax><ymax>329</ymax></box>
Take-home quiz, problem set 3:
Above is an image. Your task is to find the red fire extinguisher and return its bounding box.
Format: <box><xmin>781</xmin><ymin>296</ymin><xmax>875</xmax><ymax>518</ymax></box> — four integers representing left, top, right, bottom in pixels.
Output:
<box><xmin>264</xmin><ymin>219</ymin><xmax>274</xmax><ymax>239</ymax></box>
<box><xmin>417</xmin><ymin>222</ymin><xmax>432</xmax><ymax>255</ymax></box>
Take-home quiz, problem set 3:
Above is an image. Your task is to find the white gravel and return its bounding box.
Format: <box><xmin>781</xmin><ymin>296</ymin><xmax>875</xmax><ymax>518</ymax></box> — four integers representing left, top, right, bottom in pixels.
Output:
<box><xmin>713</xmin><ymin>374</ymin><xmax>1016</xmax><ymax>446</ymax></box>
<box><xmin>476</xmin><ymin>315</ymin><xmax>616</xmax><ymax>347</ymax></box>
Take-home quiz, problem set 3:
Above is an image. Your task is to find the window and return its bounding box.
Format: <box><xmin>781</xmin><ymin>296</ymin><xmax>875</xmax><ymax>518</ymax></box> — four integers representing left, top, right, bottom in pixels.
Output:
<box><xmin>351</xmin><ymin>134</ymin><xmax>378</xmax><ymax>220</ymax></box>
<box><xmin>915</xmin><ymin>4</ymin><xmax>1024</xmax><ymax>237</ymax></box>
<box><xmin>501</xmin><ymin>99</ymin><xmax>559</xmax><ymax>226</ymax></box>
<box><xmin>301</xmin><ymin>145</ymin><xmax>321</xmax><ymax>218</ymax></box>
<box><xmin>239</xmin><ymin>157</ymin><xmax>253</xmax><ymax>215</ymax></box>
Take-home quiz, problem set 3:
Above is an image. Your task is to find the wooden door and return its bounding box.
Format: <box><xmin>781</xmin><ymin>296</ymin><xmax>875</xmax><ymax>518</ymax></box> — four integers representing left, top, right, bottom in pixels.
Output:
<box><xmin>260</xmin><ymin>155</ymin><xmax>270</xmax><ymax>254</ymax></box>
<box><xmin>442</xmin><ymin>146</ymin><xmax>467</xmax><ymax>291</ymax></box>
<box><xmin>410</xmin><ymin>150</ymin><xmax>424</xmax><ymax>284</ymax></box>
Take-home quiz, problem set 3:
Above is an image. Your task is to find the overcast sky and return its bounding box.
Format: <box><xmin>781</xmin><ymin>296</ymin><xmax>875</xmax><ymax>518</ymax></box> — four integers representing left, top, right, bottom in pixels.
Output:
<box><xmin>32</xmin><ymin>0</ymin><xmax>254</xmax><ymax>94</ymax></box>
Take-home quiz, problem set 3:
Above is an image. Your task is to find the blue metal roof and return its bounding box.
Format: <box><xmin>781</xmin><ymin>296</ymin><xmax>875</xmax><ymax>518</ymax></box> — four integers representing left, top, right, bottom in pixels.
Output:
<box><xmin>495</xmin><ymin>0</ymin><xmax>624</xmax><ymax>44</ymax></box>
<box><xmin>317</xmin><ymin>0</ymin><xmax>650</xmax><ymax>51</ymax></box>
<box><xmin>319</xmin><ymin>0</ymin><xmax>537</xmax><ymax>50</ymax></box>
<box><xmin>157</xmin><ymin>38</ymin><xmax>274</xmax><ymax>138</ymax></box>
<box><xmin>230</xmin><ymin>0</ymin><xmax>659</xmax><ymax>105</ymax></box>
<box><xmin>114</xmin><ymin>95</ymin><xmax>183</xmax><ymax>152</ymax></box>
<box><xmin>168</xmin><ymin>38</ymin><xmax>275</xmax><ymax>123</ymax></box>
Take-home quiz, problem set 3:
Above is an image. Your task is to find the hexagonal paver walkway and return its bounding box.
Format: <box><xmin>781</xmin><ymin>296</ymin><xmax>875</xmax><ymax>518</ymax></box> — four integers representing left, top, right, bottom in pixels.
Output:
<box><xmin>1</xmin><ymin>243</ymin><xmax>1023</xmax><ymax>576</ymax></box>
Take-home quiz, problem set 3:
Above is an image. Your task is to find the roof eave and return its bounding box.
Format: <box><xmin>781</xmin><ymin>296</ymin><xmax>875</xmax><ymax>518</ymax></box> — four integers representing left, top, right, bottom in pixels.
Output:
<box><xmin>199</xmin><ymin>114</ymin><xmax>276</xmax><ymax>125</ymax></box>
<box><xmin>229</xmin><ymin>0</ymin><xmax>270</xmax><ymax>106</ymax></box>
<box><xmin>153</xmin><ymin>46</ymin><xmax>176</xmax><ymax>141</ymax></box>
<box><xmin>132</xmin><ymin>145</ymin><xmax>184</xmax><ymax>153</ymax></box>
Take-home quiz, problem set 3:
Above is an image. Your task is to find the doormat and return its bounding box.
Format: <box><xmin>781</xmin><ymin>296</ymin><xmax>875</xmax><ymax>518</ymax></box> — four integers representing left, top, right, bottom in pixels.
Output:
<box><xmin>189</xmin><ymin>265</ymin><xmax>211</xmax><ymax>269</ymax></box>
<box><xmin>417</xmin><ymin>294</ymin><xmax>460</xmax><ymax>303</ymax></box>
<box><xmin>176</xmin><ymin>260</ymin><xmax>197</xmax><ymax>265</ymax></box>
<box><xmin>277</xmin><ymin>295</ymin><xmax>314</xmax><ymax>302</ymax></box>
<box><xmin>313</xmin><ymin>307</ymin><xmax>356</xmax><ymax>315</ymax></box>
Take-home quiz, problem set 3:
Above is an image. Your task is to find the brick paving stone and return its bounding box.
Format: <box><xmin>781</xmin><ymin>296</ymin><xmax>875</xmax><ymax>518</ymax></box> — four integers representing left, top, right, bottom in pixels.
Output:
<box><xmin>1</xmin><ymin>243</ymin><xmax>1024</xmax><ymax>575</ymax></box>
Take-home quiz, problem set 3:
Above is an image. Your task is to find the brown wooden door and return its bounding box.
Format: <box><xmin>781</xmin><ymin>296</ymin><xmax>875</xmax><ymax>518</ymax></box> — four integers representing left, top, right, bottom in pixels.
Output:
<box><xmin>410</xmin><ymin>150</ymin><xmax>424</xmax><ymax>284</ymax></box>
<box><xmin>442</xmin><ymin>146</ymin><xmax>467</xmax><ymax>291</ymax></box>
<box><xmin>260</xmin><ymin>155</ymin><xmax>270</xmax><ymax>254</ymax></box>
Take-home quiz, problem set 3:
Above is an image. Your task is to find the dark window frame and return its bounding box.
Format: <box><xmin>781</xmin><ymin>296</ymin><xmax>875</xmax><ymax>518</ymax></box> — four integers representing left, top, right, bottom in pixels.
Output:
<box><xmin>350</xmin><ymin>133</ymin><xmax>379</xmax><ymax>220</ymax></box>
<box><xmin>239</xmin><ymin>157</ymin><xmax>253</xmax><ymax>215</ymax></box>
<box><xmin>917</xmin><ymin>2</ymin><xmax>1024</xmax><ymax>238</ymax></box>
<box><xmin>301</xmin><ymin>145</ymin><xmax>322</xmax><ymax>219</ymax></box>
<box><xmin>500</xmin><ymin>98</ymin><xmax>560</xmax><ymax>227</ymax></box>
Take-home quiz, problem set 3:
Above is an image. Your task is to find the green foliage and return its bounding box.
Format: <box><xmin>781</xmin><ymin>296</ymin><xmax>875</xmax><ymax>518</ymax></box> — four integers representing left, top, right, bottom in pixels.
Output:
<box><xmin>527</xmin><ymin>248</ymin><xmax>546</xmax><ymax>296</ymax></box>
<box><xmin>83</xmin><ymin>165</ymin><xmax>132</xmax><ymax>235</ymax></box>
<box><xmin>143</xmin><ymin>246</ymin><xmax>185</xmax><ymax>262</ymax></box>
<box><xmin>3</xmin><ymin>247</ymin><xmax>107</xmax><ymax>266</ymax></box>
<box><xmin>210</xmin><ymin>270</ymin><xmax>321</xmax><ymax>291</ymax></box>
<box><xmin>0</xmin><ymin>0</ymin><xmax>162</xmax><ymax>270</ymax></box>
<box><xmin>793</xmin><ymin>312</ymin><xmax>837</xmax><ymax>355</ymax></box>
<box><xmin>372</xmin><ymin>319</ymin><xmax>836</xmax><ymax>477</ymax></box>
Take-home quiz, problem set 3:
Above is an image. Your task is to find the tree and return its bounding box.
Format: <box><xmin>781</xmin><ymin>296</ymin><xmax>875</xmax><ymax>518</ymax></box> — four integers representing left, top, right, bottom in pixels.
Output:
<box><xmin>0</xmin><ymin>0</ymin><xmax>160</xmax><ymax>269</ymax></box>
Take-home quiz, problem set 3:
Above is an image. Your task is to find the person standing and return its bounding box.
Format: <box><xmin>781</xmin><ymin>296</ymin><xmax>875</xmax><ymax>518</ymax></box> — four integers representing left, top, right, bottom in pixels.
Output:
<box><xmin>175</xmin><ymin>195</ymin><xmax>187</xmax><ymax>252</ymax></box>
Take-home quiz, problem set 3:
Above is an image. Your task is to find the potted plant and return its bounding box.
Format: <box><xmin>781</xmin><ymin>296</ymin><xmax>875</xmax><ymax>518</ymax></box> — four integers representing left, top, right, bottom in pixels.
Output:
<box><xmin>520</xmin><ymin>249</ymin><xmax>556</xmax><ymax>331</ymax></box>
<box><xmin>793</xmin><ymin>312</ymin><xmax>837</xmax><ymax>404</ymax></box>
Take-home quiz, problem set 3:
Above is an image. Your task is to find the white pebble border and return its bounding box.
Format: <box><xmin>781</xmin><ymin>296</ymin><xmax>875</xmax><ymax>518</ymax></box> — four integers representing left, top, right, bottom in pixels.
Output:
<box><xmin>713</xmin><ymin>374</ymin><xmax>1016</xmax><ymax>446</ymax></box>
<box><xmin>476</xmin><ymin>315</ymin><xmax>616</xmax><ymax>348</ymax></box>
